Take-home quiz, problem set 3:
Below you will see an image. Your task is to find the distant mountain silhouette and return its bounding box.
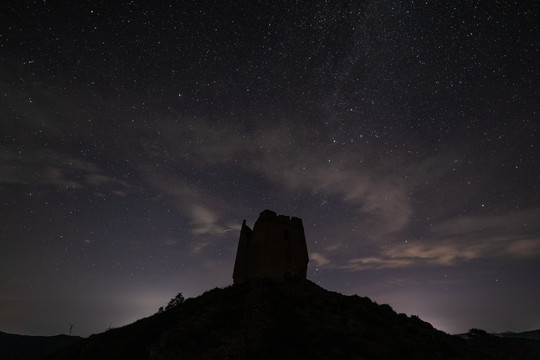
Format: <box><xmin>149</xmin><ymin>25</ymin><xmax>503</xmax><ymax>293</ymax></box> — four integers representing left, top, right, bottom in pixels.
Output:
<box><xmin>493</xmin><ymin>329</ymin><xmax>540</xmax><ymax>340</ymax></box>
<box><xmin>45</xmin><ymin>279</ymin><xmax>540</xmax><ymax>360</ymax></box>
<box><xmin>0</xmin><ymin>331</ymin><xmax>80</xmax><ymax>360</ymax></box>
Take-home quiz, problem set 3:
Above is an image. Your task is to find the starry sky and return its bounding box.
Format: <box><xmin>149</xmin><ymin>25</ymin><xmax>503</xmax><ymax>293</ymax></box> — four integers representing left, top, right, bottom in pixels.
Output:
<box><xmin>1</xmin><ymin>1</ymin><xmax>539</xmax><ymax>337</ymax></box>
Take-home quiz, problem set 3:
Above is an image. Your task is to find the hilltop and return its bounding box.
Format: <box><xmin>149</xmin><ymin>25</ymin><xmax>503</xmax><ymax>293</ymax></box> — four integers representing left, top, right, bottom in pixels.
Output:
<box><xmin>46</xmin><ymin>279</ymin><xmax>540</xmax><ymax>360</ymax></box>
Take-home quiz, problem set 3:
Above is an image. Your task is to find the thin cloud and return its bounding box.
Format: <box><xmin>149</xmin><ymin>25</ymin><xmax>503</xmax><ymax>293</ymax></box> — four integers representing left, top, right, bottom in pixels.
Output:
<box><xmin>189</xmin><ymin>204</ymin><xmax>227</xmax><ymax>236</ymax></box>
<box><xmin>136</xmin><ymin>164</ymin><xmax>243</xmax><ymax>240</ymax></box>
<box><xmin>147</xmin><ymin>116</ymin><xmax>412</xmax><ymax>242</ymax></box>
<box><xmin>0</xmin><ymin>148</ymin><xmax>137</xmax><ymax>195</ymax></box>
<box><xmin>340</xmin><ymin>208</ymin><xmax>540</xmax><ymax>270</ymax></box>
<box><xmin>161</xmin><ymin>237</ymin><xmax>179</xmax><ymax>246</ymax></box>
<box><xmin>310</xmin><ymin>252</ymin><xmax>331</xmax><ymax>267</ymax></box>
<box><xmin>279</xmin><ymin>166</ymin><xmax>411</xmax><ymax>236</ymax></box>
<box><xmin>342</xmin><ymin>257</ymin><xmax>415</xmax><ymax>270</ymax></box>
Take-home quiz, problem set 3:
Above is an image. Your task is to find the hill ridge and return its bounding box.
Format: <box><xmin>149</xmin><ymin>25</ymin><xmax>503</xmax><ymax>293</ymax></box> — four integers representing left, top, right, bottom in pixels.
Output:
<box><xmin>46</xmin><ymin>279</ymin><xmax>540</xmax><ymax>360</ymax></box>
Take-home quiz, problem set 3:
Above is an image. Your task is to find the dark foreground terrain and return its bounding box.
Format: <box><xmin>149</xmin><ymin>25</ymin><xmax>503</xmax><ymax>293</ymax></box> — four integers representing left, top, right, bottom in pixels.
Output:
<box><xmin>0</xmin><ymin>331</ymin><xmax>80</xmax><ymax>360</ymax></box>
<box><xmin>44</xmin><ymin>280</ymin><xmax>539</xmax><ymax>360</ymax></box>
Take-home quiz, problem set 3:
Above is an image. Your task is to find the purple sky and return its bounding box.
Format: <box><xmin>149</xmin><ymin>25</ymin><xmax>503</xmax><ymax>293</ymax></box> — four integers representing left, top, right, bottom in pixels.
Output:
<box><xmin>1</xmin><ymin>1</ymin><xmax>539</xmax><ymax>337</ymax></box>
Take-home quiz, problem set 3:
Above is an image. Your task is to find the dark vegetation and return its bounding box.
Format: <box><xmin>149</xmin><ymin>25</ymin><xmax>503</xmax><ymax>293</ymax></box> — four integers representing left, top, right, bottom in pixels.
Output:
<box><xmin>157</xmin><ymin>292</ymin><xmax>185</xmax><ymax>313</ymax></box>
<box><xmin>0</xmin><ymin>331</ymin><xmax>80</xmax><ymax>360</ymax></box>
<box><xmin>45</xmin><ymin>280</ymin><xmax>540</xmax><ymax>360</ymax></box>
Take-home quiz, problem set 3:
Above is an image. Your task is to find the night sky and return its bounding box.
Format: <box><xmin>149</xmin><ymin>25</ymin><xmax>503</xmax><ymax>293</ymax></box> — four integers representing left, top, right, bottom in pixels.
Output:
<box><xmin>1</xmin><ymin>1</ymin><xmax>539</xmax><ymax>337</ymax></box>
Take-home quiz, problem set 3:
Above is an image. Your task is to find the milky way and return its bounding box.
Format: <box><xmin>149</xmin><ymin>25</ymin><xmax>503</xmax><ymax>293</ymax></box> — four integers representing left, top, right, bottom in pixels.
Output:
<box><xmin>1</xmin><ymin>1</ymin><xmax>539</xmax><ymax>336</ymax></box>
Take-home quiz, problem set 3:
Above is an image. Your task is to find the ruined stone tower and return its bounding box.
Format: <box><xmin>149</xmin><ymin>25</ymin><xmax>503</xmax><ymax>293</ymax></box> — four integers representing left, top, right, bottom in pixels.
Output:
<box><xmin>233</xmin><ymin>210</ymin><xmax>309</xmax><ymax>284</ymax></box>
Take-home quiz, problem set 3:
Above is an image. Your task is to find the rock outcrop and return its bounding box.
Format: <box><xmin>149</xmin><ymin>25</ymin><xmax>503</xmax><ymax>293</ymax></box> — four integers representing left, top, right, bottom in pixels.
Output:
<box><xmin>233</xmin><ymin>210</ymin><xmax>309</xmax><ymax>284</ymax></box>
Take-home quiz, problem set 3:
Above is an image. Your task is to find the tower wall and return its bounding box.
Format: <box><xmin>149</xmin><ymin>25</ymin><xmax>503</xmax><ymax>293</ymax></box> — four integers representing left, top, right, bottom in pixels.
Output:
<box><xmin>233</xmin><ymin>210</ymin><xmax>309</xmax><ymax>284</ymax></box>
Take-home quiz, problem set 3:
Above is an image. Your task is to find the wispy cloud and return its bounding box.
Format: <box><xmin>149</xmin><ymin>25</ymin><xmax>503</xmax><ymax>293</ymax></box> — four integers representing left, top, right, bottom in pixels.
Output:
<box><xmin>342</xmin><ymin>256</ymin><xmax>414</xmax><ymax>270</ymax></box>
<box><xmin>310</xmin><ymin>252</ymin><xmax>331</xmax><ymax>267</ymax></box>
<box><xmin>279</xmin><ymin>166</ymin><xmax>411</xmax><ymax>236</ymax></box>
<box><xmin>0</xmin><ymin>148</ymin><xmax>137</xmax><ymax>195</ymax></box>
<box><xmin>144</xmin><ymin>117</ymin><xmax>414</xmax><ymax>250</ymax></box>
<box><xmin>136</xmin><ymin>164</ymin><xmax>243</xmax><ymax>248</ymax></box>
<box><xmin>189</xmin><ymin>204</ymin><xmax>227</xmax><ymax>236</ymax></box>
<box><xmin>339</xmin><ymin>208</ymin><xmax>540</xmax><ymax>270</ymax></box>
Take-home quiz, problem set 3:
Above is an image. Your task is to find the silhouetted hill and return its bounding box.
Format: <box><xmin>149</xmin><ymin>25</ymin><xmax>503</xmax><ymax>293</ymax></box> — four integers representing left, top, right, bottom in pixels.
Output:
<box><xmin>46</xmin><ymin>280</ymin><xmax>540</xmax><ymax>360</ymax></box>
<box><xmin>0</xmin><ymin>331</ymin><xmax>81</xmax><ymax>360</ymax></box>
<box><xmin>496</xmin><ymin>329</ymin><xmax>540</xmax><ymax>340</ymax></box>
